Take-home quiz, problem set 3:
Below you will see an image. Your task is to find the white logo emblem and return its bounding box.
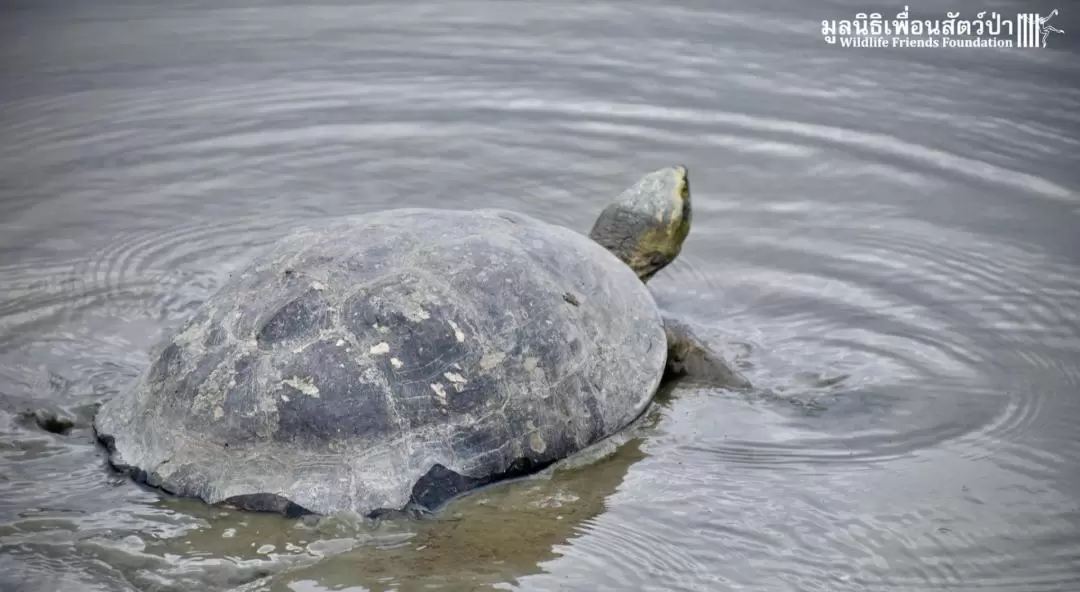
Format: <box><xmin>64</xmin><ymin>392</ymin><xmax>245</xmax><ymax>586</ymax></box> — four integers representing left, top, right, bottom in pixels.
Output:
<box><xmin>821</xmin><ymin>6</ymin><xmax>1064</xmax><ymax>49</ymax></box>
<box><xmin>1018</xmin><ymin>9</ymin><xmax>1064</xmax><ymax>48</ymax></box>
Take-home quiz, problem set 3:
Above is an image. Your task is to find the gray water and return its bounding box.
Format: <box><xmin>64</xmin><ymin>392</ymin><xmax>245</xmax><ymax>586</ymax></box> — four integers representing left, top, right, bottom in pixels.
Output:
<box><xmin>2</xmin><ymin>1</ymin><xmax>1079</xmax><ymax>590</ymax></box>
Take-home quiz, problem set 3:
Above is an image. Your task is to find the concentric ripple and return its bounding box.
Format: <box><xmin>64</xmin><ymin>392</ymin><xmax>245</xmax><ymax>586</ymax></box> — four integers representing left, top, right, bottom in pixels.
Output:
<box><xmin>0</xmin><ymin>215</ymin><xmax>303</xmax><ymax>357</ymax></box>
<box><xmin>2</xmin><ymin>0</ymin><xmax>1080</xmax><ymax>591</ymax></box>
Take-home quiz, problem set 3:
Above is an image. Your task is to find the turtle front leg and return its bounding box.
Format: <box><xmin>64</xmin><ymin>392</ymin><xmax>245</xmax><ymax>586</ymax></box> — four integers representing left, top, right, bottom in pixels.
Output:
<box><xmin>662</xmin><ymin>316</ymin><xmax>751</xmax><ymax>389</ymax></box>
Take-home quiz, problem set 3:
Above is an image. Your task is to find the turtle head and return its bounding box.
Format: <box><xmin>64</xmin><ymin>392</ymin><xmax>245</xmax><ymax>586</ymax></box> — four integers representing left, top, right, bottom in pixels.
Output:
<box><xmin>589</xmin><ymin>165</ymin><xmax>692</xmax><ymax>283</ymax></box>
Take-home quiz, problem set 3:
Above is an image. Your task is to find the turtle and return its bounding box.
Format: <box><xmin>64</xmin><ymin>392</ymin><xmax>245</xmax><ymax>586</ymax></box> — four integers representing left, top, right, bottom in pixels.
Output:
<box><xmin>93</xmin><ymin>165</ymin><xmax>750</xmax><ymax>519</ymax></box>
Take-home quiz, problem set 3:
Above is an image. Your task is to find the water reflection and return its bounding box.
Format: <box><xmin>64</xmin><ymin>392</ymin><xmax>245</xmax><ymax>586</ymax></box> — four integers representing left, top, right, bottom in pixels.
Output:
<box><xmin>246</xmin><ymin>438</ymin><xmax>649</xmax><ymax>591</ymax></box>
<box><xmin>2</xmin><ymin>0</ymin><xmax>1080</xmax><ymax>590</ymax></box>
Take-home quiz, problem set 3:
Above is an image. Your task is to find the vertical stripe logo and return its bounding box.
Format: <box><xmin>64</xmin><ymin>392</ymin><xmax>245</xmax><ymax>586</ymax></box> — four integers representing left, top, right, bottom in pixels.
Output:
<box><xmin>1017</xmin><ymin>14</ymin><xmax>1041</xmax><ymax>48</ymax></box>
<box><xmin>1018</xmin><ymin>10</ymin><xmax>1064</xmax><ymax>49</ymax></box>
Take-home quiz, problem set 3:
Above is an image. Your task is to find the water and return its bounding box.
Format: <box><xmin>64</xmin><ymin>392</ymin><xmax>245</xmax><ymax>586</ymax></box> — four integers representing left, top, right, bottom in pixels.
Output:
<box><xmin>2</xmin><ymin>0</ymin><xmax>1078</xmax><ymax>590</ymax></box>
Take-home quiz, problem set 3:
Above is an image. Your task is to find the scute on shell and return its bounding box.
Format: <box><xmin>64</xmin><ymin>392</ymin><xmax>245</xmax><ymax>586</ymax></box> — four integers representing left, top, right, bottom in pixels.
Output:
<box><xmin>94</xmin><ymin>208</ymin><xmax>666</xmax><ymax>517</ymax></box>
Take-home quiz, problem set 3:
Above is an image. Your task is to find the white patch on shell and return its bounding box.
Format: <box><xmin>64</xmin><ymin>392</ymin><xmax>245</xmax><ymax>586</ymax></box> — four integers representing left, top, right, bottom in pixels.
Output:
<box><xmin>310</xmin><ymin>281</ymin><xmax>326</xmax><ymax>291</ymax></box>
<box><xmin>444</xmin><ymin>371</ymin><xmax>466</xmax><ymax>384</ymax></box>
<box><xmin>390</xmin><ymin>357</ymin><xmax>403</xmax><ymax>369</ymax></box>
<box><xmin>448</xmin><ymin>320</ymin><xmax>465</xmax><ymax>342</ymax></box>
<box><xmin>369</xmin><ymin>342</ymin><xmax>390</xmax><ymax>355</ymax></box>
<box><xmin>529</xmin><ymin>431</ymin><xmax>547</xmax><ymax>454</ymax></box>
<box><xmin>373</xmin><ymin>323</ymin><xmax>390</xmax><ymax>334</ymax></box>
<box><xmin>282</xmin><ymin>376</ymin><xmax>320</xmax><ymax>398</ymax></box>
<box><xmin>480</xmin><ymin>351</ymin><xmax>505</xmax><ymax>371</ymax></box>
<box><xmin>443</xmin><ymin>371</ymin><xmax>467</xmax><ymax>391</ymax></box>
<box><xmin>524</xmin><ymin>356</ymin><xmax>546</xmax><ymax>382</ymax></box>
<box><xmin>430</xmin><ymin>383</ymin><xmax>448</xmax><ymax>408</ymax></box>
<box><xmin>336</xmin><ymin>338</ymin><xmax>345</xmax><ymax>347</ymax></box>
<box><xmin>406</xmin><ymin>304</ymin><xmax>430</xmax><ymax>322</ymax></box>
<box><xmin>361</xmin><ymin>366</ymin><xmax>380</xmax><ymax>382</ymax></box>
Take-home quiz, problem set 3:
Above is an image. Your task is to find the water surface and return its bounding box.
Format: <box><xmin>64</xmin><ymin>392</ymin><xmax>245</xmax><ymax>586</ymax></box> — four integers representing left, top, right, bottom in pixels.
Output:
<box><xmin>2</xmin><ymin>1</ymin><xmax>1079</xmax><ymax>590</ymax></box>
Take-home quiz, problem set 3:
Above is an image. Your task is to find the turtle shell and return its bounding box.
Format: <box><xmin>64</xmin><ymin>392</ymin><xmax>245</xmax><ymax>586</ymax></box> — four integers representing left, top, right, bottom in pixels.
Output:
<box><xmin>94</xmin><ymin>208</ymin><xmax>666</xmax><ymax>517</ymax></box>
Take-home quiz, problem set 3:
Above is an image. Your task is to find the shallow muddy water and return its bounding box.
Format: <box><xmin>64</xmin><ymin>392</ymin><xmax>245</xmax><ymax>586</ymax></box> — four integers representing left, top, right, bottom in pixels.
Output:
<box><xmin>2</xmin><ymin>1</ymin><xmax>1079</xmax><ymax>590</ymax></box>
